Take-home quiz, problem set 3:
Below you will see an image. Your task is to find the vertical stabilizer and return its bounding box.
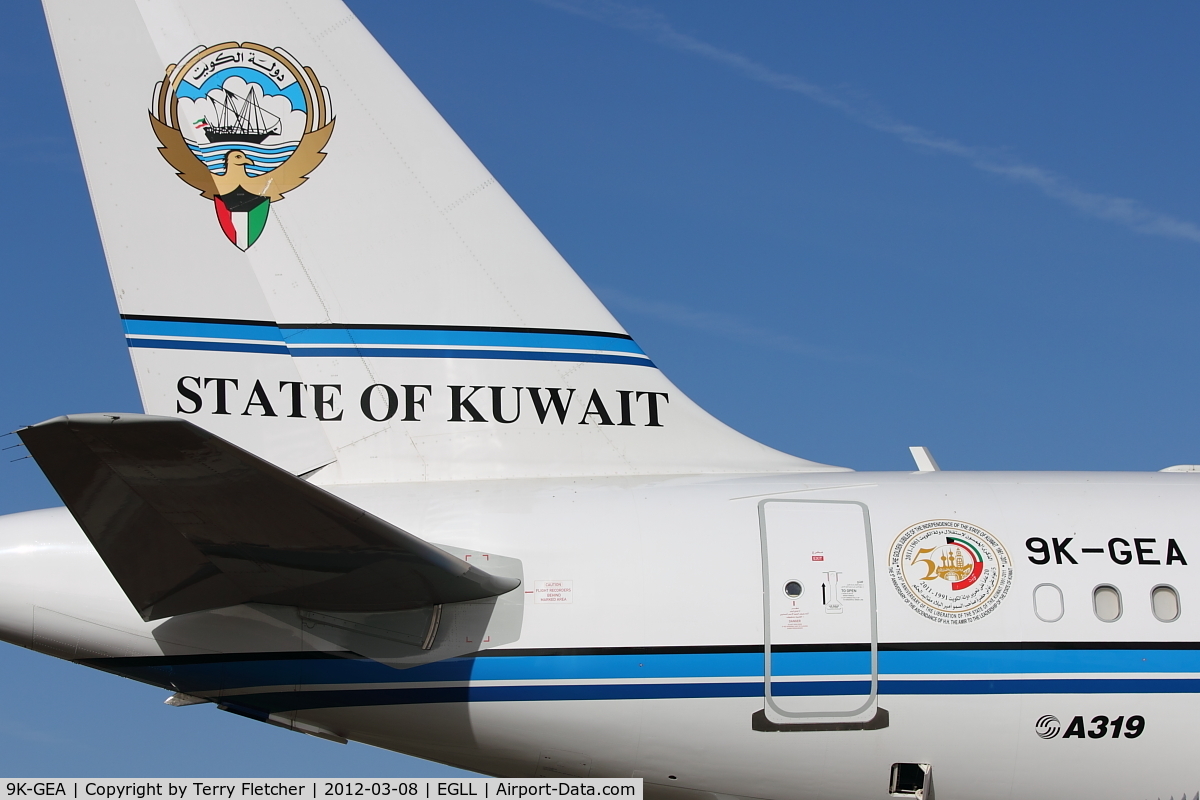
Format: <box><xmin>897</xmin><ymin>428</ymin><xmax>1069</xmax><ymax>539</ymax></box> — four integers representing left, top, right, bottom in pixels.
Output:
<box><xmin>43</xmin><ymin>0</ymin><xmax>845</xmax><ymax>480</ymax></box>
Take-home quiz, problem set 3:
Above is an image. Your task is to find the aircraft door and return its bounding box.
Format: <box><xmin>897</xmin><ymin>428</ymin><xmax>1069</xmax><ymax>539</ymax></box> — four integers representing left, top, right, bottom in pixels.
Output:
<box><xmin>758</xmin><ymin>499</ymin><xmax>879</xmax><ymax>726</ymax></box>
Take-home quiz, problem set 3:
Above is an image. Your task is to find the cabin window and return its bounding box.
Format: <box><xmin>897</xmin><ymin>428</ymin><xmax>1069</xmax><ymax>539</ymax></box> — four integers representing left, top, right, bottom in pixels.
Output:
<box><xmin>1033</xmin><ymin>583</ymin><xmax>1064</xmax><ymax>622</ymax></box>
<box><xmin>783</xmin><ymin>580</ymin><xmax>803</xmax><ymax>598</ymax></box>
<box><xmin>1093</xmin><ymin>585</ymin><xmax>1122</xmax><ymax>622</ymax></box>
<box><xmin>1152</xmin><ymin>585</ymin><xmax>1180</xmax><ymax>622</ymax></box>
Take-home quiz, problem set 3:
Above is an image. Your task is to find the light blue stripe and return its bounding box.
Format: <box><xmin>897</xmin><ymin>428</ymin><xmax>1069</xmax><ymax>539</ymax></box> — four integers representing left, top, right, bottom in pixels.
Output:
<box><xmin>192</xmin><ymin>151</ymin><xmax>296</xmax><ymax>160</ymax></box>
<box><xmin>468</xmin><ymin>654</ymin><xmax>762</xmax><ymax>681</ymax></box>
<box><xmin>878</xmin><ymin>649</ymin><xmax>1200</xmax><ymax>674</ymax></box>
<box><xmin>188</xmin><ymin>144</ymin><xmax>298</xmax><ymax>154</ymax></box>
<box><xmin>208</xmin><ymin>154</ymin><xmax>294</xmax><ymax>164</ymax></box>
<box><xmin>122</xmin><ymin>319</ymin><xmax>284</xmax><ymax>342</ymax></box>
<box><xmin>175</xmin><ymin>67</ymin><xmax>307</xmax><ymax>113</ymax></box>
<box><xmin>461</xmin><ymin>650</ymin><xmax>1200</xmax><ymax>682</ymax></box>
<box><xmin>194</xmin><ymin>155</ymin><xmax>293</xmax><ymax>166</ymax></box>
<box><xmin>192</xmin><ymin>151</ymin><xmax>297</xmax><ymax>161</ymax></box>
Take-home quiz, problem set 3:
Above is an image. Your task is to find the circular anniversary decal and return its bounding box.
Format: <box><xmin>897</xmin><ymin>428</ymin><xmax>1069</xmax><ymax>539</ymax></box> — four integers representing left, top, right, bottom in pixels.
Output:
<box><xmin>889</xmin><ymin>519</ymin><xmax>1013</xmax><ymax>624</ymax></box>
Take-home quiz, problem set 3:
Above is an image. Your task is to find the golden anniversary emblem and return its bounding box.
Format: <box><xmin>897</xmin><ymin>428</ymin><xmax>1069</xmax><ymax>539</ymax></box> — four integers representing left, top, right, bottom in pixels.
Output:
<box><xmin>889</xmin><ymin>519</ymin><xmax>1013</xmax><ymax>624</ymax></box>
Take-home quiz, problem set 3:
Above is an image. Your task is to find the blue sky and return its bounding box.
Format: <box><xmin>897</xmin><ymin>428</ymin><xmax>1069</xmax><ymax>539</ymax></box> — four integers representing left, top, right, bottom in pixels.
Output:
<box><xmin>3</xmin><ymin>0</ymin><xmax>1200</xmax><ymax>776</ymax></box>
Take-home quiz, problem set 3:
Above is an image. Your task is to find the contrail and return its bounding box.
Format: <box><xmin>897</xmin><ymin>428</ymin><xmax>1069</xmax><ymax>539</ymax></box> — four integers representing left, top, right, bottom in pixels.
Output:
<box><xmin>598</xmin><ymin>288</ymin><xmax>846</xmax><ymax>362</ymax></box>
<box><xmin>536</xmin><ymin>0</ymin><xmax>1200</xmax><ymax>244</ymax></box>
<box><xmin>598</xmin><ymin>288</ymin><xmax>921</xmax><ymax>375</ymax></box>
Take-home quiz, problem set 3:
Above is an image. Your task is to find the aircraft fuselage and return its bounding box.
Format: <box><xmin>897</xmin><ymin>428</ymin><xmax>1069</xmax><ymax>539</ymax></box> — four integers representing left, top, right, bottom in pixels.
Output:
<box><xmin>1</xmin><ymin>469</ymin><xmax>1195</xmax><ymax>799</ymax></box>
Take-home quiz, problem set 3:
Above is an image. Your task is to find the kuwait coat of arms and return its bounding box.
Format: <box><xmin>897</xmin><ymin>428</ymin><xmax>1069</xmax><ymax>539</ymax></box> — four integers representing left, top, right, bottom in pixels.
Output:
<box><xmin>149</xmin><ymin>43</ymin><xmax>334</xmax><ymax>250</ymax></box>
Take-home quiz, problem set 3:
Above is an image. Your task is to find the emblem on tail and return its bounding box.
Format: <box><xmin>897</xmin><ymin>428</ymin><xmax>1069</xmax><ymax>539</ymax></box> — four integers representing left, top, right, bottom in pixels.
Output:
<box><xmin>149</xmin><ymin>43</ymin><xmax>334</xmax><ymax>250</ymax></box>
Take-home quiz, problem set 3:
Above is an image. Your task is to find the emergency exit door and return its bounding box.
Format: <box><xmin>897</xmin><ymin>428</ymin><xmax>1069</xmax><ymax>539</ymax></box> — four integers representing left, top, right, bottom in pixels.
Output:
<box><xmin>759</xmin><ymin>499</ymin><xmax>878</xmax><ymax>725</ymax></box>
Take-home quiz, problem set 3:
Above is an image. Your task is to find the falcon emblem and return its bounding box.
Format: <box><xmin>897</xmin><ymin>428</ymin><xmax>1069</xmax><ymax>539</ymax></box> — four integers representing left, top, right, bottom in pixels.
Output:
<box><xmin>150</xmin><ymin>43</ymin><xmax>334</xmax><ymax>250</ymax></box>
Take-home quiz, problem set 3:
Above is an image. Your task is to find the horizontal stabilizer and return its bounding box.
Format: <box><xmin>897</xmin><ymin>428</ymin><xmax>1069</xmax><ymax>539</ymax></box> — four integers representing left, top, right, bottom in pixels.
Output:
<box><xmin>18</xmin><ymin>414</ymin><xmax>519</xmax><ymax>621</ymax></box>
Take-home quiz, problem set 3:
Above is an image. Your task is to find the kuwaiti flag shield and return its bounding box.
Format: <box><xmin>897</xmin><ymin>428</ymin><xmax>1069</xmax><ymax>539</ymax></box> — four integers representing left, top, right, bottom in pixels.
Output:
<box><xmin>214</xmin><ymin>187</ymin><xmax>270</xmax><ymax>251</ymax></box>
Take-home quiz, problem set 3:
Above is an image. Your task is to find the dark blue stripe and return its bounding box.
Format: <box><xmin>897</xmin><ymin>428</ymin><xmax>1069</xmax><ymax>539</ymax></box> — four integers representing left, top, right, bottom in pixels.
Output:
<box><xmin>881</xmin><ymin>678</ymin><xmax>1200</xmax><ymax>694</ymax></box>
<box><xmin>127</xmin><ymin>338</ymin><xmax>290</xmax><ymax>356</ymax></box>
<box><xmin>287</xmin><ymin>347</ymin><xmax>655</xmax><ymax>367</ymax></box>
<box><xmin>228</xmin><ymin>677</ymin><xmax>1200</xmax><ymax>713</ymax></box>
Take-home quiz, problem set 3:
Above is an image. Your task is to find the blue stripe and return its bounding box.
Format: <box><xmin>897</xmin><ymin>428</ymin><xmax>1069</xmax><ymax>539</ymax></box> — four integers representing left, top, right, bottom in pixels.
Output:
<box><xmin>92</xmin><ymin>650</ymin><xmax>1200</xmax><ymax>697</ymax></box>
<box><xmin>882</xmin><ymin>678</ymin><xmax>1200</xmax><ymax>694</ymax></box>
<box><xmin>288</xmin><ymin>348</ymin><xmax>654</xmax><ymax>367</ymax></box>
<box><xmin>121</xmin><ymin>320</ymin><xmax>650</xmax><ymax>365</ymax></box>
<box><xmin>470</xmin><ymin>653</ymin><xmax>762</xmax><ymax>681</ymax></box>
<box><xmin>122</xmin><ymin>320</ymin><xmax>642</xmax><ymax>353</ymax></box>
<box><xmin>191</xmin><ymin>154</ymin><xmax>297</xmax><ymax>163</ymax></box>
<box><xmin>228</xmin><ymin>677</ymin><xmax>1200</xmax><ymax>713</ymax></box>
<box><xmin>282</xmin><ymin>329</ymin><xmax>645</xmax><ymax>354</ymax></box>
<box><xmin>466</xmin><ymin>649</ymin><xmax>1200</xmax><ymax>678</ymax></box>
<box><xmin>123</xmin><ymin>320</ymin><xmax>284</xmax><ymax>342</ymax></box>
<box><xmin>127</xmin><ymin>338</ymin><xmax>290</xmax><ymax>356</ymax></box>
<box><xmin>876</xmin><ymin>648</ymin><xmax>1200</xmax><ymax>674</ymax></box>
<box><xmin>186</xmin><ymin>143</ymin><xmax>299</xmax><ymax>154</ymax></box>
<box><xmin>192</xmin><ymin>153</ymin><xmax>295</xmax><ymax>164</ymax></box>
<box><xmin>126</xmin><ymin>338</ymin><xmax>652</xmax><ymax>367</ymax></box>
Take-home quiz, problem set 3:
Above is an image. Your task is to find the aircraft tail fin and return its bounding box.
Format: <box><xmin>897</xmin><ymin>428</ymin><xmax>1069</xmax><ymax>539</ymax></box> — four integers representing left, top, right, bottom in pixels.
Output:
<box><xmin>42</xmin><ymin>0</ymin><xmax>844</xmax><ymax>480</ymax></box>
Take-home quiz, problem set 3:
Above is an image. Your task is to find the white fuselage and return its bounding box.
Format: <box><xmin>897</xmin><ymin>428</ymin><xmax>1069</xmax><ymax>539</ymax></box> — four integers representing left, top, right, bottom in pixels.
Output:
<box><xmin>0</xmin><ymin>469</ymin><xmax>1195</xmax><ymax>799</ymax></box>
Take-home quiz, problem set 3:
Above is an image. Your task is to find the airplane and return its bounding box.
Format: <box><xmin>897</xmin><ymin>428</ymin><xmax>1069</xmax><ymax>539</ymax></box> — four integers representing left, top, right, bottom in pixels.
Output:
<box><xmin>0</xmin><ymin>1</ymin><xmax>1196</xmax><ymax>797</ymax></box>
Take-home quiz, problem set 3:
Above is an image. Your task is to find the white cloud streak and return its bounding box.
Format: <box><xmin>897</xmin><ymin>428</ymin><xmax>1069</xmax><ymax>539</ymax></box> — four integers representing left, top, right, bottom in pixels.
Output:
<box><xmin>536</xmin><ymin>0</ymin><xmax>1200</xmax><ymax>244</ymax></box>
<box><xmin>0</xmin><ymin>719</ymin><xmax>73</xmax><ymax>746</ymax></box>
<box><xmin>598</xmin><ymin>287</ymin><xmax>863</xmax><ymax>366</ymax></box>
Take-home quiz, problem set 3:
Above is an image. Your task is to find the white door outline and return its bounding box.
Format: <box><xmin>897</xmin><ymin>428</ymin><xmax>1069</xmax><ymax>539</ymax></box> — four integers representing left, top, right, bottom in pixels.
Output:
<box><xmin>757</xmin><ymin>498</ymin><xmax>879</xmax><ymax>721</ymax></box>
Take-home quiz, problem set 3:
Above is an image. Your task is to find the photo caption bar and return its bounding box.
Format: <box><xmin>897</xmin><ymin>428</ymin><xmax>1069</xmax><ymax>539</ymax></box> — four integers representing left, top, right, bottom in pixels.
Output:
<box><xmin>1</xmin><ymin>782</ymin><xmax>641</xmax><ymax>800</ymax></box>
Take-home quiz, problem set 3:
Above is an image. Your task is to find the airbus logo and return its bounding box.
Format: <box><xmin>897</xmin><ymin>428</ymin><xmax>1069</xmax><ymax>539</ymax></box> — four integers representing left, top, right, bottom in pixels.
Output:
<box><xmin>1034</xmin><ymin>715</ymin><xmax>1060</xmax><ymax>740</ymax></box>
<box><xmin>1035</xmin><ymin>714</ymin><xmax>1145</xmax><ymax>739</ymax></box>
